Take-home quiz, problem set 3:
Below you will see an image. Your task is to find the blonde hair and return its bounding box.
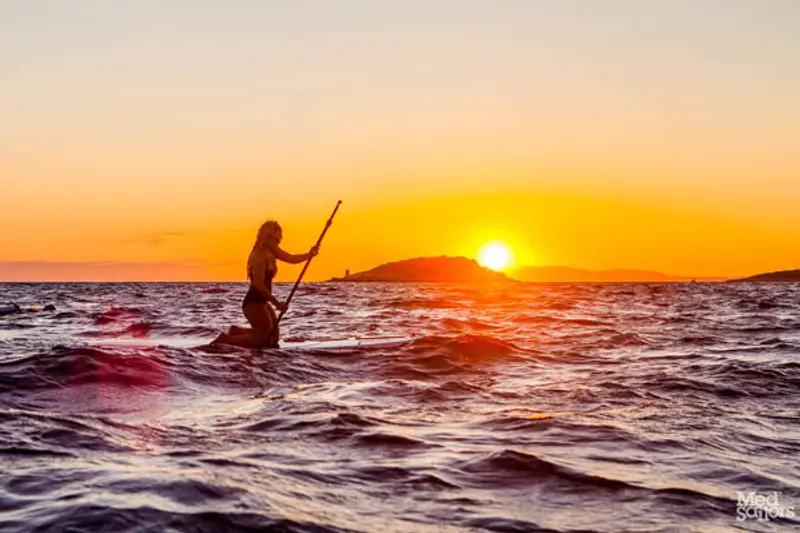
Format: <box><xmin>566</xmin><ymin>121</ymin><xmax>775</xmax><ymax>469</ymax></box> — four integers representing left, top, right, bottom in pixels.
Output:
<box><xmin>256</xmin><ymin>220</ymin><xmax>282</xmax><ymax>249</ymax></box>
<box><xmin>247</xmin><ymin>220</ymin><xmax>281</xmax><ymax>279</ymax></box>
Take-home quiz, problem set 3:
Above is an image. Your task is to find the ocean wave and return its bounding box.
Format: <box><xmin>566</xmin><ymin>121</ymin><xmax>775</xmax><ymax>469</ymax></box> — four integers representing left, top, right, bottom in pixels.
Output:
<box><xmin>0</xmin><ymin>347</ymin><xmax>171</xmax><ymax>394</ymax></box>
<box><xmin>1</xmin><ymin>281</ymin><xmax>799</xmax><ymax>532</ymax></box>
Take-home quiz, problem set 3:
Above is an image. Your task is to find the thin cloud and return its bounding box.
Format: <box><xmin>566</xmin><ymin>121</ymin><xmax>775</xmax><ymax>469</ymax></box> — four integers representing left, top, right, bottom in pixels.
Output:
<box><xmin>0</xmin><ymin>260</ymin><xmax>236</xmax><ymax>282</ymax></box>
<box><xmin>122</xmin><ymin>231</ymin><xmax>188</xmax><ymax>246</ymax></box>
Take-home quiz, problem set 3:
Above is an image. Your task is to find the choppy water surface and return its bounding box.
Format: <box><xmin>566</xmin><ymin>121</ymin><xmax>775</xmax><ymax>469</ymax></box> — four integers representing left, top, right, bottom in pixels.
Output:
<box><xmin>1</xmin><ymin>282</ymin><xmax>798</xmax><ymax>532</ymax></box>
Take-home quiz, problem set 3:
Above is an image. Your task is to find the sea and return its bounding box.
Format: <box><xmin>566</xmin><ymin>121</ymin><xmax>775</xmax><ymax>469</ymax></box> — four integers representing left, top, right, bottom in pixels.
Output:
<box><xmin>1</xmin><ymin>282</ymin><xmax>798</xmax><ymax>533</ymax></box>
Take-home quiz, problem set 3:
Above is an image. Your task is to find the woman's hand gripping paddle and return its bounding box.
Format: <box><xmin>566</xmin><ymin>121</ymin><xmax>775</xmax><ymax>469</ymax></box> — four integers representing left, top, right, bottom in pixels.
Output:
<box><xmin>268</xmin><ymin>201</ymin><xmax>342</xmax><ymax>342</ymax></box>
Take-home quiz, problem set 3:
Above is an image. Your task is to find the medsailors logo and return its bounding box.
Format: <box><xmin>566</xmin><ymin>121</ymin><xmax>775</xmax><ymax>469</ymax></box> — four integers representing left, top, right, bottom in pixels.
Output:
<box><xmin>736</xmin><ymin>491</ymin><xmax>796</xmax><ymax>523</ymax></box>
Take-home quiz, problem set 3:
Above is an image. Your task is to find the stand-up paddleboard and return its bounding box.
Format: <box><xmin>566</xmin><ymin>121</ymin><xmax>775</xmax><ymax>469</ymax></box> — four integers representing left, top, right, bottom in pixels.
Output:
<box><xmin>84</xmin><ymin>335</ymin><xmax>415</xmax><ymax>351</ymax></box>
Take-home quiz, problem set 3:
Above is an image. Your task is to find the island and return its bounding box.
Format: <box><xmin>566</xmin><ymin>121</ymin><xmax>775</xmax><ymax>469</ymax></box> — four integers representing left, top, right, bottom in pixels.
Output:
<box><xmin>328</xmin><ymin>256</ymin><xmax>729</xmax><ymax>283</ymax></box>
<box><xmin>328</xmin><ymin>256</ymin><xmax>513</xmax><ymax>282</ymax></box>
<box><xmin>729</xmin><ymin>269</ymin><xmax>800</xmax><ymax>282</ymax></box>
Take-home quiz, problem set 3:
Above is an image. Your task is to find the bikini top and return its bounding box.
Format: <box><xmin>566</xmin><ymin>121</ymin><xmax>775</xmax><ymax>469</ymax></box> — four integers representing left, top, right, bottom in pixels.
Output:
<box><xmin>248</xmin><ymin>249</ymin><xmax>277</xmax><ymax>283</ymax></box>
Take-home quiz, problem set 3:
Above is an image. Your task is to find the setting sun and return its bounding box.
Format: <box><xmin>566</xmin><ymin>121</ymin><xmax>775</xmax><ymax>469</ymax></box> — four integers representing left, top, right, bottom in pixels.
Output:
<box><xmin>477</xmin><ymin>241</ymin><xmax>514</xmax><ymax>271</ymax></box>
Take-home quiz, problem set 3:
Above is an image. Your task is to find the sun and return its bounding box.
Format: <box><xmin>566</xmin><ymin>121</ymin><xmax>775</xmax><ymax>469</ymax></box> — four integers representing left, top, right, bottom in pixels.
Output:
<box><xmin>477</xmin><ymin>241</ymin><xmax>514</xmax><ymax>271</ymax></box>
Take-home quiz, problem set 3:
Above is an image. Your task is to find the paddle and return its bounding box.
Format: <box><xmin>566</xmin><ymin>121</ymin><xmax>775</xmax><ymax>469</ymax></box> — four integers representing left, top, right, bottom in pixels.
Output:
<box><xmin>268</xmin><ymin>200</ymin><xmax>342</xmax><ymax>342</ymax></box>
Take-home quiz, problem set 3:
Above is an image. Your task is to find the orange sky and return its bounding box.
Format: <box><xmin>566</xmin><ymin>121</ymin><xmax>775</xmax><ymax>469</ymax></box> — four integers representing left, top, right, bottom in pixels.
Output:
<box><xmin>2</xmin><ymin>2</ymin><xmax>799</xmax><ymax>281</ymax></box>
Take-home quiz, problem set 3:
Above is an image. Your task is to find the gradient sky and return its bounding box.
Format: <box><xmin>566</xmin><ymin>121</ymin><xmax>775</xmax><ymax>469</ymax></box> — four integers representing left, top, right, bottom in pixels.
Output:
<box><xmin>2</xmin><ymin>0</ymin><xmax>799</xmax><ymax>281</ymax></box>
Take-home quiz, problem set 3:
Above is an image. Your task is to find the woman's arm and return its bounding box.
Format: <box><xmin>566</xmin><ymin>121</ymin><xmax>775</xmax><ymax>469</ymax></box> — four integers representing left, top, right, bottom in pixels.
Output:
<box><xmin>275</xmin><ymin>245</ymin><xmax>318</xmax><ymax>264</ymax></box>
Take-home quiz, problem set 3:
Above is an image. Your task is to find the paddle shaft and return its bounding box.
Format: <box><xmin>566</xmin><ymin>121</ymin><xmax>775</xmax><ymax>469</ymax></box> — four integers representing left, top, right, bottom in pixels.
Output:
<box><xmin>269</xmin><ymin>201</ymin><xmax>342</xmax><ymax>340</ymax></box>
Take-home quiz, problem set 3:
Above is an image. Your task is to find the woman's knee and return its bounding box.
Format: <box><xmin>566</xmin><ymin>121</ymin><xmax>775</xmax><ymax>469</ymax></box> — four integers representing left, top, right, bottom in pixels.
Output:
<box><xmin>243</xmin><ymin>304</ymin><xmax>279</xmax><ymax>346</ymax></box>
<box><xmin>252</xmin><ymin>330</ymin><xmax>271</xmax><ymax>345</ymax></box>
<box><xmin>253</xmin><ymin>320</ymin><xmax>277</xmax><ymax>344</ymax></box>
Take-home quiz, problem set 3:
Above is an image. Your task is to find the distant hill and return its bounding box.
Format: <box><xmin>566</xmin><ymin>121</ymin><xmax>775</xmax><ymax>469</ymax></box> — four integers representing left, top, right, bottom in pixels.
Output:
<box><xmin>730</xmin><ymin>269</ymin><xmax>800</xmax><ymax>282</ymax></box>
<box><xmin>327</xmin><ymin>257</ymin><xmax>726</xmax><ymax>283</ymax></box>
<box><xmin>510</xmin><ymin>266</ymin><xmax>722</xmax><ymax>282</ymax></box>
<box><xmin>329</xmin><ymin>256</ymin><xmax>512</xmax><ymax>283</ymax></box>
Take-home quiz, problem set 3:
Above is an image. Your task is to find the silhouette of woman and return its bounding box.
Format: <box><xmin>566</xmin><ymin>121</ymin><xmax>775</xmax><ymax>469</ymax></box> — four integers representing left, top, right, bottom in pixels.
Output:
<box><xmin>214</xmin><ymin>221</ymin><xmax>318</xmax><ymax>347</ymax></box>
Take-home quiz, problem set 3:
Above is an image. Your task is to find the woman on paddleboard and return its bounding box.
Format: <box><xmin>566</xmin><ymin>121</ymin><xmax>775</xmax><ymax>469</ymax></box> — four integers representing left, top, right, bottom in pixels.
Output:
<box><xmin>214</xmin><ymin>221</ymin><xmax>318</xmax><ymax>348</ymax></box>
